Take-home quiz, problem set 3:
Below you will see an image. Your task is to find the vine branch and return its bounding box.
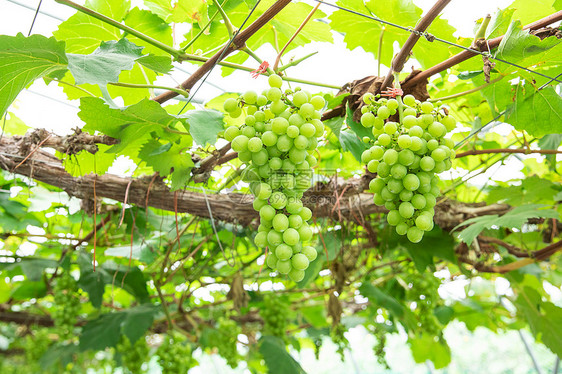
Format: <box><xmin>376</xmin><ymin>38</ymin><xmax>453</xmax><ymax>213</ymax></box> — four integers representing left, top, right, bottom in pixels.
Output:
<box><xmin>380</xmin><ymin>0</ymin><xmax>452</xmax><ymax>91</ymax></box>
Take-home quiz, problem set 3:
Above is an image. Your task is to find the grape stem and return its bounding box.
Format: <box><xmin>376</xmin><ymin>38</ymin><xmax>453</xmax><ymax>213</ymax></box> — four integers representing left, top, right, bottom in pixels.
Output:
<box><xmin>272</xmin><ymin>2</ymin><xmax>321</xmax><ymax>72</ymax></box>
<box><xmin>393</xmin><ymin>72</ymin><xmax>404</xmax><ymax>123</ymax></box>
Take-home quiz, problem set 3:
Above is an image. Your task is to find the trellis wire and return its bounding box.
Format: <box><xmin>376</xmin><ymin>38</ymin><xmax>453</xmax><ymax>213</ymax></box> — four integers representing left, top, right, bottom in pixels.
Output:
<box><xmin>455</xmin><ymin>70</ymin><xmax>562</xmax><ymax>149</ymax></box>
<box><xmin>313</xmin><ymin>0</ymin><xmax>562</xmax><ymax>84</ymax></box>
<box><xmin>27</xmin><ymin>0</ymin><xmax>44</xmax><ymax>36</ymax></box>
<box><xmin>177</xmin><ymin>0</ymin><xmax>264</xmax><ymax>115</ymax></box>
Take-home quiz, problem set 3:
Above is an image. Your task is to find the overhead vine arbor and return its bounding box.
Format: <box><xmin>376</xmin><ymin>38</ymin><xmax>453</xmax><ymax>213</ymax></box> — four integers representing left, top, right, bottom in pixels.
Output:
<box><xmin>0</xmin><ymin>0</ymin><xmax>562</xmax><ymax>372</ymax></box>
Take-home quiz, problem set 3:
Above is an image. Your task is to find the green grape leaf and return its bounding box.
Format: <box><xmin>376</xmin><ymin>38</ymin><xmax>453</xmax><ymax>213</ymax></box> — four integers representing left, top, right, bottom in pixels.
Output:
<box><xmin>485</xmin><ymin>176</ymin><xmax>559</xmax><ymax>205</ymax></box>
<box><xmin>434</xmin><ymin>305</ymin><xmax>454</xmax><ymax>325</ymax></box>
<box><xmin>137</xmin><ymin>54</ymin><xmax>173</xmax><ymax>74</ymax></box>
<box><xmin>400</xmin><ymin>227</ymin><xmax>456</xmax><ymax>272</ymax></box>
<box><xmin>138</xmin><ymin>137</ymin><xmax>194</xmax><ymax>190</ymax></box>
<box><xmin>496</xmin><ymin>20</ymin><xmax>562</xmax><ymax>75</ymax></box>
<box><xmin>121</xmin><ymin>304</ymin><xmax>160</xmax><ymax>343</ymax></box>
<box><xmin>67</xmin><ymin>38</ymin><xmax>144</xmax><ymax>86</ymax></box>
<box><xmin>144</xmin><ymin>0</ymin><xmax>173</xmax><ymax>20</ymax></box>
<box><xmin>78</xmin><ymin>253</ymin><xmax>150</xmax><ymax>307</ymax></box>
<box><xmin>486</xmin><ymin>8</ymin><xmax>516</xmax><ymax>39</ymax></box>
<box><xmin>53</xmin><ymin>0</ymin><xmax>129</xmax><ymax>54</ymax></box>
<box><xmin>538</xmin><ymin>133</ymin><xmax>562</xmax><ymax>168</ymax></box>
<box><xmin>0</xmin><ymin>33</ymin><xmax>68</xmax><ymax>117</ymax></box>
<box><xmin>171</xmin><ymin>0</ymin><xmax>209</xmax><ymax>26</ymax></box>
<box><xmin>0</xmin><ymin>112</ymin><xmax>30</xmax><ymax>135</ymax></box>
<box><xmin>11</xmin><ymin>281</ymin><xmax>47</xmax><ymax>300</ymax></box>
<box><xmin>124</xmin><ymin>7</ymin><xmax>173</xmax><ymax>56</ymax></box>
<box><xmin>39</xmin><ymin>343</ymin><xmax>79</xmax><ymax>370</ymax></box>
<box><xmin>78</xmin><ymin>97</ymin><xmax>176</xmax><ymax>149</ymax></box>
<box><xmin>509</xmin><ymin>0</ymin><xmax>556</xmax><ymax>25</ymax></box>
<box><xmin>259</xmin><ymin>336</ymin><xmax>306</xmax><ymax>374</ymax></box>
<box><xmin>514</xmin><ymin>286</ymin><xmax>562</xmax><ymax>357</ymax></box>
<box><xmin>339</xmin><ymin>129</ymin><xmax>368</xmax><ymax>162</ymax></box>
<box><xmin>179</xmin><ymin>109</ymin><xmax>225</xmax><ymax>146</ymax></box>
<box><xmin>409</xmin><ymin>334</ymin><xmax>451</xmax><ymax>369</ymax></box>
<box><xmin>453</xmin><ymin>204</ymin><xmax>559</xmax><ymax>245</ymax></box>
<box><xmin>329</xmin><ymin>0</ymin><xmax>454</xmax><ymax>69</ymax></box>
<box><xmin>505</xmin><ymin>83</ymin><xmax>562</xmax><ymax>138</ymax></box>
<box><xmin>79</xmin><ymin>312</ymin><xmax>127</xmax><ymax>351</ymax></box>
<box><xmin>359</xmin><ymin>283</ymin><xmax>404</xmax><ymax>317</ymax></box>
<box><xmin>57</xmin><ymin>145</ymin><xmax>115</xmax><ymax>177</ymax></box>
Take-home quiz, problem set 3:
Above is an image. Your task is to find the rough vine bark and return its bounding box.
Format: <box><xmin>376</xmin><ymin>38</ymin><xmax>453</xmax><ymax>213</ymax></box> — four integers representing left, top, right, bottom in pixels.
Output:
<box><xmin>0</xmin><ymin>134</ymin><xmax>511</xmax><ymax>227</ymax></box>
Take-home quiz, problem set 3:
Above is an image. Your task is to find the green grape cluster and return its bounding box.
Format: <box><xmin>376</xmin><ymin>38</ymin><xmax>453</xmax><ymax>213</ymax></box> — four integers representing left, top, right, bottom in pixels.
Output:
<box><xmin>260</xmin><ymin>294</ymin><xmax>289</xmax><ymax>338</ymax></box>
<box><xmin>223</xmin><ymin>74</ymin><xmax>322</xmax><ymax>282</ymax></box>
<box><xmin>116</xmin><ymin>335</ymin><xmax>149</xmax><ymax>373</ymax></box>
<box><xmin>330</xmin><ymin>323</ymin><xmax>350</xmax><ymax>361</ymax></box>
<box><xmin>214</xmin><ymin>317</ymin><xmax>241</xmax><ymax>368</ymax></box>
<box><xmin>157</xmin><ymin>333</ymin><xmax>196</xmax><ymax>374</ymax></box>
<box><xmin>407</xmin><ymin>274</ymin><xmax>442</xmax><ymax>335</ymax></box>
<box><xmin>360</xmin><ymin>93</ymin><xmax>457</xmax><ymax>243</ymax></box>
<box><xmin>52</xmin><ymin>272</ymin><xmax>81</xmax><ymax>339</ymax></box>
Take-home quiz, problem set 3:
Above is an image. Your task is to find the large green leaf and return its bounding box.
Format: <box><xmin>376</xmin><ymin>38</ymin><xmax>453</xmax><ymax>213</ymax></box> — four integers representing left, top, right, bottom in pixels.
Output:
<box><xmin>409</xmin><ymin>335</ymin><xmax>451</xmax><ymax>369</ymax></box>
<box><xmin>453</xmin><ymin>204</ymin><xmax>559</xmax><ymax>245</ymax></box>
<box><xmin>124</xmin><ymin>7</ymin><xmax>173</xmax><ymax>56</ymax></box>
<box><xmin>67</xmin><ymin>38</ymin><xmax>144</xmax><ymax>86</ymax></box>
<box><xmin>329</xmin><ymin>0</ymin><xmax>455</xmax><ymax>69</ymax></box>
<box><xmin>53</xmin><ymin>0</ymin><xmax>129</xmax><ymax>54</ymax></box>
<box><xmin>79</xmin><ymin>312</ymin><xmax>127</xmax><ymax>350</ymax></box>
<box><xmin>259</xmin><ymin>336</ymin><xmax>306</xmax><ymax>374</ymax></box>
<box><xmin>179</xmin><ymin>109</ymin><xmax>225</xmax><ymax>146</ymax></box>
<box><xmin>496</xmin><ymin>20</ymin><xmax>562</xmax><ymax>76</ymax></box>
<box><xmin>359</xmin><ymin>283</ymin><xmax>404</xmax><ymax>317</ymax></box>
<box><xmin>514</xmin><ymin>286</ymin><xmax>562</xmax><ymax>357</ymax></box>
<box><xmin>505</xmin><ymin>83</ymin><xmax>562</xmax><ymax>138</ymax></box>
<box><xmin>0</xmin><ymin>33</ymin><xmax>68</xmax><ymax>116</ymax></box>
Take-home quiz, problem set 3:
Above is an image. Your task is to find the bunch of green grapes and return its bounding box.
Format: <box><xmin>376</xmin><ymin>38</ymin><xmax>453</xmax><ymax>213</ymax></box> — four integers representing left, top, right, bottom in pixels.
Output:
<box><xmin>223</xmin><ymin>74</ymin><xmax>322</xmax><ymax>282</ymax></box>
<box><xmin>52</xmin><ymin>272</ymin><xmax>81</xmax><ymax>339</ymax></box>
<box><xmin>157</xmin><ymin>333</ymin><xmax>196</xmax><ymax>374</ymax></box>
<box><xmin>360</xmin><ymin>93</ymin><xmax>456</xmax><ymax>243</ymax></box>
<box><xmin>330</xmin><ymin>323</ymin><xmax>350</xmax><ymax>361</ymax></box>
<box><xmin>116</xmin><ymin>335</ymin><xmax>148</xmax><ymax>373</ymax></box>
<box><xmin>214</xmin><ymin>317</ymin><xmax>241</xmax><ymax>368</ymax></box>
<box><xmin>24</xmin><ymin>328</ymin><xmax>51</xmax><ymax>364</ymax></box>
<box><xmin>260</xmin><ymin>294</ymin><xmax>290</xmax><ymax>338</ymax></box>
<box><xmin>407</xmin><ymin>274</ymin><xmax>443</xmax><ymax>336</ymax></box>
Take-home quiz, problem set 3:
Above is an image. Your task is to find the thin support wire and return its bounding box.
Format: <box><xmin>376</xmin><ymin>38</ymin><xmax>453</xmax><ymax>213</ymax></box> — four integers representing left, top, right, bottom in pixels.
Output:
<box><xmin>312</xmin><ymin>0</ymin><xmax>562</xmax><ymax>84</ymax></box>
<box><xmin>27</xmin><ymin>0</ymin><xmax>43</xmax><ymax>36</ymax></box>
<box><xmin>177</xmin><ymin>0</ymin><xmax>263</xmax><ymax>115</ymax></box>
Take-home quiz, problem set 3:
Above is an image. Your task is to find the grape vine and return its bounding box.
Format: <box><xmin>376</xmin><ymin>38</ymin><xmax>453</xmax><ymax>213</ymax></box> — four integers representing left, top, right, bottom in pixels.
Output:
<box><xmin>223</xmin><ymin>74</ymin><xmax>322</xmax><ymax>281</ymax></box>
<box><xmin>212</xmin><ymin>317</ymin><xmax>241</xmax><ymax>368</ymax></box>
<box><xmin>360</xmin><ymin>94</ymin><xmax>456</xmax><ymax>242</ymax></box>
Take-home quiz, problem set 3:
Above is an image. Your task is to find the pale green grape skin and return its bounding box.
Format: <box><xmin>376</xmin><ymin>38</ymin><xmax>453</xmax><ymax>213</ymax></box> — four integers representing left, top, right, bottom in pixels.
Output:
<box><xmin>260</xmin><ymin>205</ymin><xmax>276</xmax><ymax>221</ymax></box>
<box><xmin>399</xmin><ymin>202</ymin><xmax>414</xmax><ymax>219</ymax></box>
<box><xmin>231</xmin><ymin>135</ymin><xmax>249</xmax><ymax>152</ymax></box>
<box><xmin>267</xmin><ymin>254</ymin><xmax>278</xmax><ymax>269</ymax></box>
<box><xmin>243</xmin><ymin>90</ymin><xmax>258</xmax><ymax>105</ymax></box>
<box><xmin>224</xmin><ymin>98</ymin><xmax>238</xmax><ymax>112</ymax></box>
<box><xmin>268</xmin><ymin>74</ymin><xmax>283</xmax><ymax>88</ymax></box>
<box><xmin>293</xmin><ymin>91</ymin><xmax>309</xmax><ymax>107</ymax></box>
<box><xmin>420</xmin><ymin>156</ymin><xmax>435</xmax><ymax>171</ymax></box>
<box><xmin>411</xmin><ymin>194</ymin><xmax>426</xmax><ymax>209</ymax></box>
<box><xmin>302</xmin><ymin>246</ymin><xmax>318</xmax><ymax>261</ymax></box>
<box><xmin>403</xmin><ymin>174</ymin><xmax>420</xmax><ymax>191</ymax></box>
<box><xmin>275</xmin><ymin>244</ymin><xmax>293</xmax><ymax>261</ymax></box>
<box><xmin>273</xmin><ymin>214</ymin><xmax>289</xmax><ymax>232</ymax></box>
<box><xmin>387</xmin><ymin>210</ymin><xmax>401</xmax><ymax>226</ymax></box>
<box><xmin>276</xmin><ymin>259</ymin><xmax>292</xmax><ymax>274</ymax></box>
<box><xmin>288</xmin><ymin>268</ymin><xmax>305</xmax><ymax>282</ymax></box>
<box><xmin>403</xmin><ymin>94</ymin><xmax>416</xmax><ymax>106</ymax></box>
<box><xmin>248</xmin><ymin>137</ymin><xmax>263</xmax><ymax>152</ymax></box>
<box><xmin>407</xmin><ymin>226</ymin><xmax>424</xmax><ymax>243</ymax></box>
<box><xmin>383</xmin><ymin>149</ymin><xmax>399</xmax><ymax>165</ymax></box>
<box><xmin>291</xmin><ymin>253</ymin><xmax>309</xmax><ymax>270</ymax></box>
<box><xmin>361</xmin><ymin>112</ymin><xmax>376</xmax><ymax>127</ymax></box>
<box><xmin>283</xmin><ymin>228</ymin><xmax>300</xmax><ymax>246</ymax></box>
<box><xmin>415</xmin><ymin>214</ymin><xmax>433</xmax><ymax>231</ymax></box>
<box><xmin>377</xmin><ymin>106</ymin><xmax>390</xmax><ymax>119</ymax></box>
